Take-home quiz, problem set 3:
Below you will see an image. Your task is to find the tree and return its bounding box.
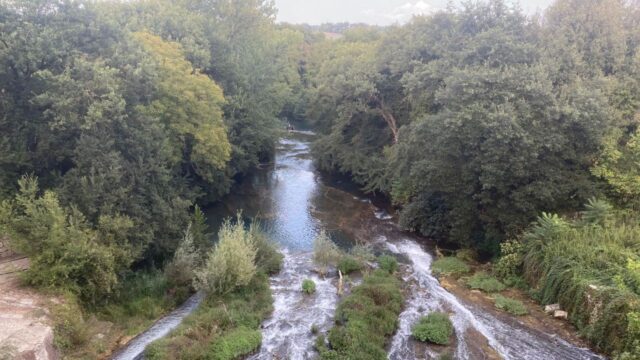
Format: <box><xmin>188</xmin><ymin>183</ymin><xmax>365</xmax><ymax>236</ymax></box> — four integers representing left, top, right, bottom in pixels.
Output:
<box><xmin>134</xmin><ymin>31</ymin><xmax>231</xmax><ymax>185</ymax></box>
<box><xmin>0</xmin><ymin>176</ymin><xmax>135</xmax><ymax>303</ymax></box>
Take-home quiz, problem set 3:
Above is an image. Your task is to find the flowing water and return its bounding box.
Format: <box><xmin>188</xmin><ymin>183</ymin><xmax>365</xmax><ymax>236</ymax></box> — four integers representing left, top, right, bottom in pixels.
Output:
<box><xmin>111</xmin><ymin>293</ymin><xmax>204</xmax><ymax>360</ymax></box>
<box><xmin>112</xmin><ymin>131</ymin><xmax>605</xmax><ymax>359</ymax></box>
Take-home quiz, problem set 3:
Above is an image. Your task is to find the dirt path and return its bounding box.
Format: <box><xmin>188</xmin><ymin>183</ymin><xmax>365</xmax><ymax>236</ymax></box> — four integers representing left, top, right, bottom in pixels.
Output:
<box><xmin>0</xmin><ymin>256</ymin><xmax>59</xmax><ymax>360</ymax></box>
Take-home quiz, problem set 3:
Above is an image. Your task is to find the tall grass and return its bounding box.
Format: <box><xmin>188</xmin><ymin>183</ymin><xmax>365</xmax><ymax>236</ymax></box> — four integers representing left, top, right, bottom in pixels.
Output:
<box><xmin>522</xmin><ymin>209</ymin><xmax>640</xmax><ymax>356</ymax></box>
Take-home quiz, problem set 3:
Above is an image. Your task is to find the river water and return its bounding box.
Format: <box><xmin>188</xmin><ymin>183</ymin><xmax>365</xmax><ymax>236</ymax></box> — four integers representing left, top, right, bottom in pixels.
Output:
<box><xmin>113</xmin><ymin>131</ymin><xmax>604</xmax><ymax>360</ymax></box>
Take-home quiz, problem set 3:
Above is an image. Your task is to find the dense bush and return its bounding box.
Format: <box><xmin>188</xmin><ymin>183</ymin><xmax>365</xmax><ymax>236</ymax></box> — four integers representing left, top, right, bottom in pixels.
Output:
<box><xmin>494</xmin><ymin>295</ymin><xmax>528</xmax><ymax>316</ymax></box>
<box><xmin>318</xmin><ymin>267</ymin><xmax>403</xmax><ymax>360</ymax></box>
<box><xmin>302</xmin><ymin>279</ymin><xmax>317</xmax><ymax>295</ymax></box>
<box><xmin>165</xmin><ymin>226</ymin><xmax>199</xmax><ymax>293</ymax></box>
<box><xmin>338</xmin><ymin>256</ymin><xmax>363</xmax><ymax>274</ymax></box>
<box><xmin>377</xmin><ymin>255</ymin><xmax>398</xmax><ymax>274</ymax></box>
<box><xmin>432</xmin><ymin>257</ymin><xmax>470</xmax><ymax>277</ymax></box>
<box><xmin>466</xmin><ymin>272</ymin><xmax>506</xmax><ymax>293</ymax></box>
<box><xmin>313</xmin><ymin>231</ymin><xmax>341</xmax><ymax>276</ymax></box>
<box><xmin>251</xmin><ymin>223</ymin><xmax>284</xmax><ymax>275</ymax></box>
<box><xmin>521</xmin><ymin>205</ymin><xmax>640</xmax><ymax>356</ymax></box>
<box><xmin>208</xmin><ymin>327</ymin><xmax>262</xmax><ymax>360</ymax></box>
<box><xmin>0</xmin><ymin>177</ymin><xmax>135</xmax><ymax>303</ymax></box>
<box><xmin>195</xmin><ymin>218</ymin><xmax>257</xmax><ymax>295</ymax></box>
<box><xmin>411</xmin><ymin>312</ymin><xmax>454</xmax><ymax>345</ymax></box>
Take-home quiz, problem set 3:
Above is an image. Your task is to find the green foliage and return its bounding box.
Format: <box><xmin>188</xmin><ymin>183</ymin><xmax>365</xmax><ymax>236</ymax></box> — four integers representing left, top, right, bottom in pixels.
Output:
<box><xmin>305</xmin><ymin>0</ymin><xmax>640</xmax><ymax>256</ymax></box>
<box><xmin>319</xmin><ymin>270</ymin><xmax>404</xmax><ymax>360</ymax></box>
<box><xmin>208</xmin><ymin>327</ymin><xmax>262</xmax><ymax>360</ymax></box>
<box><xmin>350</xmin><ymin>244</ymin><xmax>375</xmax><ymax>263</ymax></box>
<box><xmin>338</xmin><ymin>256</ymin><xmax>362</xmax><ymax>275</ymax></box>
<box><xmin>456</xmin><ymin>249</ymin><xmax>477</xmax><ymax>263</ymax></box>
<box><xmin>522</xmin><ymin>205</ymin><xmax>640</xmax><ymax>356</ymax></box>
<box><xmin>165</xmin><ymin>225</ymin><xmax>199</xmax><ymax>292</ymax></box>
<box><xmin>466</xmin><ymin>272</ymin><xmax>507</xmax><ymax>293</ymax></box>
<box><xmin>494</xmin><ymin>295</ymin><xmax>528</xmax><ymax>316</ymax></box>
<box><xmin>377</xmin><ymin>255</ymin><xmax>398</xmax><ymax>274</ymax></box>
<box><xmin>0</xmin><ymin>0</ymin><xmax>303</xmax><ymax>270</ymax></box>
<box><xmin>145</xmin><ymin>273</ymin><xmax>274</xmax><ymax>359</ymax></box>
<box><xmin>592</xmin><ymin>129</ymin><xmax>640</xmax><ymax>209</ymax></box>
<box><xmin>313</xmin><ymin>230</ymin><xmax>341</xmax><ymax>276</ymax></box>
<box><xmin>250</xmin><ymin>223</ymin><xmax>283</xmax><ymax>275</ymax></box>
<box><xmin>432</xmin><ymin>257</ymin><xmax>470</xmax><ymax>277</ymax></box>
<box><xmin>52</xmin><ymin>295</ymin><xmax>90</xmax><ymax>351</ymax></box>
<box><xmin>495</xmin><ymin>240</ymin><xmax>524</xmax><ymax>280</ymax></box>
<box><xmin>302</xmin><ymin>279</ymin><xmax>317</xmax><ymax>295</ymax></box>
<box><xmin>411</xmin><ymin>312</ymin><xmax>454</xmax><ymax>345</ymax></box>
<box><xmin>581</xmin><ymin>198</ymin><xmax>615</xmax><ymax>227</ymax></box>
<box><xmin>0</xmin><ymin>176</ymin><xmax>135</xmax><ymax>303</ymax></box>
<box><xmin>134</xmin><ymin>31</ymin><xmax>231</xmax><ymax>184</ymax></box>
<box><xmin>195</xmin><ymin>217</ymin><xmax>257</xmax><ymax>295</ymax></box>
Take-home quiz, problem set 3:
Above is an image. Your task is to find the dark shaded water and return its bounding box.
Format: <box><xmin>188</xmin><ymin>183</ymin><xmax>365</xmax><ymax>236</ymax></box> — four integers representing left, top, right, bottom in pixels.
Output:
<box><xmin>113</xmin><ymin>131</ymin><xmax>604</xmax><ymax>360</ymax></box>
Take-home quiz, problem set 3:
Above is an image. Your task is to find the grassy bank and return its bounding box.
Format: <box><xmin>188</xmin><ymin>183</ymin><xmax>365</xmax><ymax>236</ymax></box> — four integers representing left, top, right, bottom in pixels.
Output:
<box><xmin>317</xmin><ymin>257</ymin><xmax>404</xmax><ymax>360</ymax></box>
<box><xmin>521</xmin><ymin>210</ymin><xmax>640</xmax><ymax>357</ymax></box>
<box><xmin>145</xmin><ymin>273</ymin><xmax>273</xmax><ymax>359</ymax></box>
<box><xmin>52</xmin><ymin>270</ymin><xmax>191</xmax><ymax>359</ymax></box>
<box><xmin>144</xmin><ymin>218</ymin><xmax>283</xmax><ymax>360</ymax></box>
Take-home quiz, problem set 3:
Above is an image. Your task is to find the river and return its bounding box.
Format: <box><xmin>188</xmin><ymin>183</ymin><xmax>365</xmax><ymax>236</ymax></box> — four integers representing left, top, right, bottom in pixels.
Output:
<box><xmin>113</xmin><ymin>131</ymin><xmax>604</xmax><ymax>360</ymax></box>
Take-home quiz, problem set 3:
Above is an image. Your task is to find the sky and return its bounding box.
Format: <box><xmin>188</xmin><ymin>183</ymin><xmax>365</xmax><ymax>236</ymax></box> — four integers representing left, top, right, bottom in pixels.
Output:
<box><xmin>273</xmin><ymin>0</ymin><xmax>556</xmax><ymax>26</ymax></box>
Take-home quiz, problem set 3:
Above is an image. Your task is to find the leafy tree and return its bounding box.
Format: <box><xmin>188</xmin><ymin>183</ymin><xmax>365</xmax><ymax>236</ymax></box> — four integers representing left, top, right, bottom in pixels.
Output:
<box><xmin>0</xmin><ymin>176</ymin><xmax>135</xmax><ymax>303</ymax></box>
<box><xmin>134</xmin><ymin>31</ymin><xmax>231</xmax><ymax>185</ymax></box>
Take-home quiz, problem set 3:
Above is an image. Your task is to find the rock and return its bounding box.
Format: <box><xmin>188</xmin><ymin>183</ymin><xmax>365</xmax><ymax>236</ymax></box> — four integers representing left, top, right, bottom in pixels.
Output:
<box><xmin>544</xmin><ymin>304</ymin><xmax>560</xmax><ymax>314</ymax></box>
<box><xmin>471</xmin><ymin>290</ymin><xmax>482</xmax><ymax>294</ymax></box>
<box><xmin>0</xmin><ymin>260</ymin><xmax>59</xmax><ymax>360</ymax></box>
<box><xmin>554</xmin><ymin>310</ymin><xmax>568</xmax><ymax>320</ymax></box>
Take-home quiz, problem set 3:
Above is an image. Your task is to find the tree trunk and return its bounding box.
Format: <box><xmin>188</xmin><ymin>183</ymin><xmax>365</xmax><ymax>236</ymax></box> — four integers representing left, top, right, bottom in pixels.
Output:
<box><xmin>372</xmin><ymin>95</ymin><xmax>399</xmax><ymax>144</ymax></box>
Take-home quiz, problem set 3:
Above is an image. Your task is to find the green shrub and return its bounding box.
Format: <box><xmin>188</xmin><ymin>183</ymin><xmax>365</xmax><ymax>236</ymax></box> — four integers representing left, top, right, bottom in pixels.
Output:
<box><xmin>494</xmin><ymin>295</ymin><xmax>528</xmax><ymax>316</ymax></box>
<box><xmin>302</xmin><ymin>279</ymin><xmax>317</xmax><ymax>295</ymax></box>
<box><xmin>456</xmin><ymin>249</ymin><xmax>476</xmax><ymax>263</ymax></box>
<box><xmin>208</xmin><ymin>326</ymin><xmax>262</xmax><ymax>360</ymax></box>
<box><xmin>466</xmin><ymin>272</ymin><xmax>506</xmax><ymax>293</ymax></box>
<box><xmin>495</xmin><ymin>239</ymin><xmax>524</xmax><ymax>280</ymax></box>
<box><xmin>313</xmin><ymin>230</ymin><xmax>341</xmax><ymax>276</ymax></box>
<box><xmin>411</xmin><ymin>312</ymin><xmax>453</xmax><ymax>345</ymax></box>
<box><xmin>320</xmin><ymin>270</ymin><xmax>403</xmax><ymax>360</ymax></box>
<box><xmin>338</xmin><ymin>256</ymin><xmax>362</xmax><ymax>274</ymax></box>
<box><xmin>350</xmin><ymin>243</ymin><xmax>375</xmax><ymax>263</ymax></box>
<box><xmin>432</xmin><ymin>257</ymin><xmax>470</xmax><ymax>277</ymax></box>
<box><xmin>195</xmin><ymin>217</ymin><xmax>257</xmax><ymax>295</ymax></box>
<box><xmin>52</xmin><ymin>295</ymin><xmax>90</xmax><ymax>350</ymax></box>
<box><xmin>0</xmin><ymin>177</ymin><xmax>136</xmax><ymax>303</ymax></box>
<box><xmin>522</xmin><ymin>208</ymin><xmax>640</xmax><ymax>355</ymax></box>
<box><xmin>146</xmin><ymin>273</ymin><xmax>274</xmax><ymax>359</ymax></box>
<box><xmin>251</xmin><ymin>223</ymin><xmax>283</xmax><ymax>275</ymax></box>
<box><xmin>378</xmin><ymin>255</ymin><xmax>398</xmax><ymax>274</ymax></box>
<box><xmin>165</xmin><ymin>225</ymin><xmax>198</xmax><ymax>291</ymax></box>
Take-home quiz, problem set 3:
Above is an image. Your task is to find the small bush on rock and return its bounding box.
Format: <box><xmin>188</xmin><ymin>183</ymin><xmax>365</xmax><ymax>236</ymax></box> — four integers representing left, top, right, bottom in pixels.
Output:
<box><xmin>411</xmin><ymin>312</ymin><xmax>453</xmax><ymax>345</ymax></box>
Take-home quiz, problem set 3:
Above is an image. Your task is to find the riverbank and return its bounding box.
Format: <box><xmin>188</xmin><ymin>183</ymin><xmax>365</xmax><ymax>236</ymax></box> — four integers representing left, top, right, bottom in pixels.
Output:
<box><xmin>46</xmin><ymin>271</ymin><xmax>191</xmax><ymax>360</ymax></box>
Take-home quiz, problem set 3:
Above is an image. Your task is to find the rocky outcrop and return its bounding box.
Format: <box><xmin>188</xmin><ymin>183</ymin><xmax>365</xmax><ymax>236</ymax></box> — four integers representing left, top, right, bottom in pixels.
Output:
<box><xmin>0</xmin><ymin>257</ymin><xmax>59</xmax><ymax>360</ymax></box>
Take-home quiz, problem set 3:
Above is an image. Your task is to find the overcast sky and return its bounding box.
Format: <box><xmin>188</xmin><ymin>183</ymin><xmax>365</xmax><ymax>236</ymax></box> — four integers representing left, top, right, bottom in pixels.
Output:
<box><xmin>273</xmin><ymin>0</ymin><xmax>555</xmax><ymax>26</ymax></box>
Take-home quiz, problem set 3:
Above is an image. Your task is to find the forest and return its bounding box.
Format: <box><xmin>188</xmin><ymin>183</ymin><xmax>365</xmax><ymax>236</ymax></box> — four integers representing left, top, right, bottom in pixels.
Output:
<box><xmin>0</xmin><ymin>0</ymin><xmax>639</xmax><ymax>359</ymax></box>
